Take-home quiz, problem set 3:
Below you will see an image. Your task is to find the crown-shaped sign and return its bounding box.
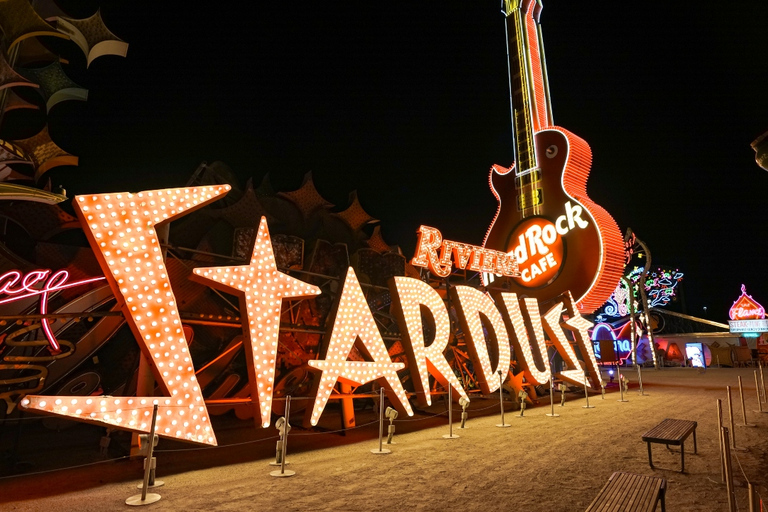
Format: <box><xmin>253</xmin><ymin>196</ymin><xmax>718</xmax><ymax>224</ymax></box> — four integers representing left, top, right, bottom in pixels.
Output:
<box><xmin>729</xmin><ymin>284</ymin><xmax>765</xmax><ymax>320</ymax></box>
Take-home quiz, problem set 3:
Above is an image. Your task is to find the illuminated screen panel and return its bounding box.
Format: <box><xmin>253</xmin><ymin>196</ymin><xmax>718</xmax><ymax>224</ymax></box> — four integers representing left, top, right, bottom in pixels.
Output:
<box><xmin>193</xmin><ymin>217</ymin><xmax>321</xmax><ymax>428</ymax></box>
<box><xmin>449</xmin><ymin>285</ymin><xmax>510</xmax><ymax>394</ymax></box>
<box><xmin>21</xmin><ymin>186</ymin><xmax>230</xmax><ymax>445</ymax></box>
<box><xmin>390</xmin><ymin>276</ymin><xmax>467</xmax><ymax>406</ymax></box>
<box><xmin>308</xmin><ymin>267</ymin><xmax>413</xmax><ymax>425</ymax></box>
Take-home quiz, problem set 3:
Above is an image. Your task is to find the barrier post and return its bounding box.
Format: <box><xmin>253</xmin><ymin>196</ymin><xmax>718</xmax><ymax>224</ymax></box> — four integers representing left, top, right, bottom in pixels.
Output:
<box><xmin>372</xmin><ymin>388</ymin><xmax>392</xmax><ymax>453</ymax></box>
<box><xmin>546</xmin><ymin>374</ymin><xmax>559</xmax><ymax>417</ymax></box>
<box><xmin>582</xmin><ymin>372</ymin><xmax>594</xmax><ymax>409</ymax></box>
<box><xmin>748</xmin><ymin>482</ymin><xmax>759</xmax><ymax>512</ymax></box>
<box><xmin>126</xmin><ymin>405</ymin><xmax>161</xmax><ymax>506</ymax></box>
<box><xmin>722</xmin><ymin>427</ymin><xmax>736</xmax><ymax>512</ymax></box>
<box><xmin>636</xmin><ymin>364</ymin><xmax>646</xmax><ymax>396</ymax></box>
<box><xmin>717</xmin><ymin>399</ymin><xmax>725</xmax><ymax>483</ymax></box>
<box><xmin>726</xmin><ymin>386</ymin><xmax>739</xmax><ymax>450</ymax></box>
<box><xmin>755</xmin><ymin>371</ymin><xmax>766</xmax><ymax>413</ymax></box>
<box><xmin>271</xmin><ymin>396</ymin><xmax>297</xmax><ymax>475</ymax></box>
<box><xmin>617</xmin><ymin>364</ymin><xmax>628</xmax><ymax>403</ymax></box>
<box><xmin>496</xmin><ymin>371</ymin><xmax>510</xmax><ymax>428</ymax></box>
<box><xmin>738</xmin><ymin>376</ymin><xmax>756</xmax><ymax>427</ymax></box>
<box><xmin>760</xmin><ymin>362</ymin><xmax>767</xmax><ymax>403</ymax></box>
<box><xmin>442</xmin><ymin>385</ymin><xmax>459</xmax><ymax>439</ymax></box>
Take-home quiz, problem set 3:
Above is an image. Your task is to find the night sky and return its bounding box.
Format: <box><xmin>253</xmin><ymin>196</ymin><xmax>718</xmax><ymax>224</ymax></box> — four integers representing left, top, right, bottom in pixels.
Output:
<box><xmin>30</xmin><ymin>1</ymin><xmax>768</xmax><ymax>321</ymax></box>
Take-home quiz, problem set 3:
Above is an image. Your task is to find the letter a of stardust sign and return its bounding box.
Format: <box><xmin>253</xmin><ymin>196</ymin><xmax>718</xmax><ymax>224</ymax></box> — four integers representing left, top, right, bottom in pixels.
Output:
<box><xmin>21</xmin><ymin>186</ymin><xmax>600</xmax><ymax>446</ymax></box>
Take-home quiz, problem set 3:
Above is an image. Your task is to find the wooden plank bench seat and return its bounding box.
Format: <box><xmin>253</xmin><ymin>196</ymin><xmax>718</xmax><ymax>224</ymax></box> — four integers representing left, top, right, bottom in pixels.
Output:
<box><xmin>641</xmin><ymin>418</ymin><xmax>697</xmax><ymax>473</ymax></box>
<box><xmin>585</xmin><ymin>472</ymin><xmax>667</xmax><ymax>512</ymax></box>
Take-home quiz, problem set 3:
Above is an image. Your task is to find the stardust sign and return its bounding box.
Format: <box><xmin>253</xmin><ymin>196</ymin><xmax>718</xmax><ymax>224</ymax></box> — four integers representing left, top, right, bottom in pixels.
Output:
<box><xmin>20</xmin><ymin>186</ymin><xmax>600</xmax><ymax>446</ymax></box>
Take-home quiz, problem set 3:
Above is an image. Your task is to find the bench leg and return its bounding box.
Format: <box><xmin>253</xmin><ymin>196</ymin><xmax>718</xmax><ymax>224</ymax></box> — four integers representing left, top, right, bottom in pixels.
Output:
<box><xmin>647</xmin><ymin>442</ymin><xmax>654</xmax><ymax>469</ymax></box>
<box><xmin>661</xmin><ymin>491</ymin><xmax>666</xmax><ymax>512</ymax></box>
<box><xmin>694</xmin><ymin>428</ymin><xmax>697</xmax><ymax>454</ymax></box>
<box><xmin>681</xmin><ymin>441</ymin><xmax>685</xmax><ymax>473</ymax></box>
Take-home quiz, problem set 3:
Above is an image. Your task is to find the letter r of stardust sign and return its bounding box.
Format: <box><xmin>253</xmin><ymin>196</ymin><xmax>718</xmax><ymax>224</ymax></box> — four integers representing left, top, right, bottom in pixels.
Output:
<box><xmin>21</xmin><ymin>186</ymin><xmax>599</xmax><ymax>445</ymax></box>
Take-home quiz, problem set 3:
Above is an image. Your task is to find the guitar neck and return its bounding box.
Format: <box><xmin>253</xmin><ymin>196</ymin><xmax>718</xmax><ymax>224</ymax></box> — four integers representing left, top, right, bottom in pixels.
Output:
<box><xmin>503</xmin><ymin>0</ymin><xmax>552</xmax><ymax>175</ymax></box>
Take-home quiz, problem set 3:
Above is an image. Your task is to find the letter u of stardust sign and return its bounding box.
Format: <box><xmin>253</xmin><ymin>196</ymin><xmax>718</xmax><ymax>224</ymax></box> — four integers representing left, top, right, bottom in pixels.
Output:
<box><xmin>21</xmin><ymin>186</ymin><xmax>601</xmax><ymax>446</ymax></box>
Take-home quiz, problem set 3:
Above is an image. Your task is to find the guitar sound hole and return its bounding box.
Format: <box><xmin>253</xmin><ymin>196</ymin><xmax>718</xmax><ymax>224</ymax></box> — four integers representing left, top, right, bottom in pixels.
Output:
<box><xmin>545</xmin><ymin>145</ymin><xmax>558</xmax><ymax>158</ymax></box>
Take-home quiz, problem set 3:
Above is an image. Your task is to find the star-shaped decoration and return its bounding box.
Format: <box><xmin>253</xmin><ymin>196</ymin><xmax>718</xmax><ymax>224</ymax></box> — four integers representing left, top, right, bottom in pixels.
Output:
<box><xmin>307</xmin><ymin>267</ymin><xmax>413</xmax><ymax>425</ymax></box>
<box><xmin>193</xmin><ymin>216</ymin><xmax>321</xmax><ymax>428</ymax></box>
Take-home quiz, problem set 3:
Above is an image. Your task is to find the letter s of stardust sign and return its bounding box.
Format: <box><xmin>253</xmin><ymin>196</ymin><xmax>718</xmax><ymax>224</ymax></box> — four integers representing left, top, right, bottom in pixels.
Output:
<box><xmin>20</xmin><ymin>186</ymin><xmax>600</xmax><ymax>446</ymax></box>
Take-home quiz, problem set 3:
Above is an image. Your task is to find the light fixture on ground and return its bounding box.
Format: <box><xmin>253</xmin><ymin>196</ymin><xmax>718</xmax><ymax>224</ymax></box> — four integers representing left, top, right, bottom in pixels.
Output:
<box><xmin>459</xmin><ymin>396</ymin><xmax>470</xmax><ymax>428</ymax></box>
<box><xmin>385</xmin><ymin>407</ymin><xmax>398</xmax><ymax>444</ymax></box>
<box><xmin>270</xmin><ymin>416</ymin><xmax>291</xmax><ymax>466</ymax></box>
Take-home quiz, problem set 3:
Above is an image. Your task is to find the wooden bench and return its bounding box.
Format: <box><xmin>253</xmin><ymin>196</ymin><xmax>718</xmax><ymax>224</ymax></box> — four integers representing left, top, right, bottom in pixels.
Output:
<box><xmin>641</xmin><ymin>418</ymin><xmax>697</xmax><ymax>473</ymax></box>
<box><xmin>585</xmin><ymin>472</ymin><xmax>666</xmax><ymax>512</ymax></box>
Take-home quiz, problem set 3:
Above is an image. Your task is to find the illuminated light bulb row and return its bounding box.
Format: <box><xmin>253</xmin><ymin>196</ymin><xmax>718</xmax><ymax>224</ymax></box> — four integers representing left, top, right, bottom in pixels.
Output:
<box><xmin>560</xmin><ymin>291</ymin><xmax>600</xmax><ymax>388</ymax></box>
<box><xmin>450</xmin><ymin>286</ymin><xmax>510</xmax><ymax>394</ymax></box>
<box><xmin>496</xmin><ymin>293</ymin><xmax>551</xmax><ymax>385</ymax></box>
<box><xmin>21</xmin><ymin>186</ymin><xmax>231</xmax><ymax>446</ymax></box>
<box><xmin>390</xmin><ymin>277</ymin><xmax>467</xmax><ymax>406</ymax></box>
<box><xmin>308</xmin><ymin>267</ymin><xmax>413</xmax><ymax>425</ymax></box>
<box><xmin>542</xmin><ymin>303</ymin><xmax>587</xmax><ymax>387</ymax></box>
<box><xmin>193</xmin><ymin>217</ymin><xmax>321</xmax><ymax>428</ymax></box>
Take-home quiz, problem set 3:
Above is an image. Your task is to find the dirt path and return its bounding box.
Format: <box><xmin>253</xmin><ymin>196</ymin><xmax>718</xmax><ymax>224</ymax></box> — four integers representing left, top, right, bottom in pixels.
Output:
<box><xmin>3</xmin><ymin>367</ymin><xmax>767</xmax><ymax>511</ymax></box>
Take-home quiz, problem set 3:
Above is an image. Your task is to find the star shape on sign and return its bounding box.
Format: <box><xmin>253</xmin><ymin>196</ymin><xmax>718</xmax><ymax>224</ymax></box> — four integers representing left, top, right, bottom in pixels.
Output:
<box><xmin>193</xmin><ymin>216</ymin><xmax>321</xmax><ymax>428</ymax></box>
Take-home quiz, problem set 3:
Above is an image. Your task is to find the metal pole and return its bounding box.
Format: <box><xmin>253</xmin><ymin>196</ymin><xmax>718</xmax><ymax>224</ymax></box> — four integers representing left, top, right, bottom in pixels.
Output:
<box><xmin>749</xmin><ymin>482</ymin><xmax>759</xmax><ymax>512</ymax></box>
<box><xmin>125</xmin><ymin>405</ymin><xmax>162</xmax><ymax>505</ymax></box>
<box><xmin>738</xmin><ymin>376</ymin><xmax>755</xmax><ymax>427</ymax></box>
<box><xmin>717</xmin><ymin>399</ymin><xmax>725</xmax><ymax>483</ymax></box>
<box><xmin>637</xmin><ymin>364</ymin><xmax>645</xmax><ymax>396</ymax></box>
<box><xmin>755</xmin><ymin>371</ymin><xmax>764</xmax><ymax>413</ymax></box>
<box><xmin>617</xmin><ymin>363</ymin><xmax>627</xmax><ymax>402</ymax></box>
<box><xmin>727</xmin><ymin>386</ymin><xmax>737</xmax><ymax>449</ymax></box>
<box><xmin>281</xmin><ymin>396</ymin><xmax>291</xmax><ymax>473</ymax></box>
<box><xmin>442</xmin><ymin>385</ymin><xmax>459</xmax><ymax>438</ymax></box>
<box><xmin>496</xmin><ymin>371</ymin><xmax>510</xmax><ymax>427</ymax></box>
<box><xmin>722</xmin><ymin>427</ymin><xmax>736</xmax><ymax>512</ymax></box>
<box><xmin>546</xmin><ymin>374</ymin><xmax>559</xmax><ymax>417</ymax></box>
<box><xmin>761</xmin><ymin>362</ymin><xmax>767</xmax><ymax>403</ymax></box>
<box><xmin>583</xmin><ymin>372</ymin><xmax>594</xmax><ymax>409</ymax></box>
<box><xmin>622</xmin><ymin>276</ymin><xmax>637</xmax><ymax>367</ymax></box>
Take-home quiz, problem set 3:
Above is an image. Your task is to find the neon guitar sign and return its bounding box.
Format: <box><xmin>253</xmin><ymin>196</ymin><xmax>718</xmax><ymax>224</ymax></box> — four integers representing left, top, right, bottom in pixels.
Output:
<box><xmin>483</xmin><ymin>0</ymin><xmax>623</xmax><ymax>312</ymax></box>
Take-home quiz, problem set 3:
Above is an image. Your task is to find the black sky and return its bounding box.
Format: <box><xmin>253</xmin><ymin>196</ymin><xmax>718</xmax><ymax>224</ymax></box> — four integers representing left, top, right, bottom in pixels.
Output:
<box><xmin>35</xmin><ymin>1</ymin><xmax>768</xmax><ymax>321</ymax></box>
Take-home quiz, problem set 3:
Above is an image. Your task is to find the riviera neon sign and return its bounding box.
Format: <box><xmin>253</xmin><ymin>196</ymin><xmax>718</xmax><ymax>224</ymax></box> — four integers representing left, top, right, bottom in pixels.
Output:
<box><xmin>0</xmin><ymin>269</ymin><xmax>105</xmax><ymax>351</ymax></box>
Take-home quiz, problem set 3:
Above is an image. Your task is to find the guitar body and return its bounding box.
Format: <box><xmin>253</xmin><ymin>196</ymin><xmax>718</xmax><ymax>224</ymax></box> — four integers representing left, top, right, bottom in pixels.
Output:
<box><xmin>484</xmin><ymin>127</ymin><xmax>624</xmax><ymax>313</ymax></box>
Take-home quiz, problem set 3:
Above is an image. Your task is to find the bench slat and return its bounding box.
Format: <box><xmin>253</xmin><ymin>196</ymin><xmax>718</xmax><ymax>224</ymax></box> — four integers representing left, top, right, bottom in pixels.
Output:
<box><xmin>586</xmin><ymin>472</ymin><xmax>666</xmax><ymax>512</ymax></box>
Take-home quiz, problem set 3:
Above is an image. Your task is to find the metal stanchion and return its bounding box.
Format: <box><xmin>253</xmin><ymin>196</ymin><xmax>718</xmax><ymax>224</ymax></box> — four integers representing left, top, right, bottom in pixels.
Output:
<box><xmin>738</xmin><ymin>376</ymin><xmax>756</xmax><ymax>427</ymax></box>
<box><xmin>760</xmin><ymin>362</ymin><xmax>767</xmax><ymax>403</ymax></box>
<box><xmin>546</xmin><ymin>375</ymin><xmax>559</xmax><ymax>417</ymax></box>
<box><xmin>749</xmin><ymin>482</ymin><xmax>759</xmax><ymax>512</ymax></box>
<box><xmin>617</xmin><ymin>364</ymin><xmax>628</xmax><ymax>403</ymax></box>
<box><xmin>755</xmin><ymin>371</ymin><xmax>767</xmax><ymax>413</ymax></box>
<box><xmin>126</xmin><ymin>405</ymin><xmax>162</xmax><ymax>506</ymax></box>
<box><xmin>496</xmin><ymin>371</ymin><xmax>510</xmax><ymax>427</ymax></box>
<box><xmin>722</xmin><ymin>427</ymin><xmax>736</xmax><ymax>512</ymax></box>
<box><xmin>271</xmin><ymin>396</ymin><xmax>296</xmax><ymax>475</ymax></box>
<box><xmin>582</xmin><ymin>372</ymin><xmax>594</xmax><ymax>409</ymax></box>
<box><xmin>372</xmin><ymin>388</ymin><xmax>392</xmax><ymax>453</ymax></box>
<box><xmin>636</xmin><ymin>364</ymin><xmax>646</xmax><ymax>396</ymax></box>
<box><xmin>717</xmin><ymin>399</ymin><xmax>725</xmax><ymax>483</ymax></box>
<box><xmin>726</xmin><ymin>386</ymin><xmax>744</xmax><ymax>451</ymax></box>
<box><xmin>442</xmin><ymin>385</ymin><xmax>459</xmax><ymax>439</ymax></box>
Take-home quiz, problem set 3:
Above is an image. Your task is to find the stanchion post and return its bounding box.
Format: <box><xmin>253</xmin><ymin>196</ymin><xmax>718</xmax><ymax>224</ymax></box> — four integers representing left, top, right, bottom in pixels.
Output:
<box><xmin>636</xmin><ymin>364</ymin><xmax>646</xmax><ymax>396</ymax></box>
<box><xmin>722</xmin><ymin>427</ymin><xmax>736</xmax><ymax>512</ymax></box>
<box><xmin>126</xmin><ymin>404</ymin><xmax>161</xmax><ymax>506</ymax></box>
<box><xmin>617</xmin><ymin>364</ymin><xmax>627</xmax><ymax>403</ymax></box>
<box><xmin>754</xmin><ymin>371</ymin><xmax>765</xmax><ymax>413</ymax></box>
<box><xmin>372</xmin><ymin>388</ymin><xmax>392</xmax><ymax>453</ymax></box>
<box><xmin>717</xmin><ymin>399</ymin><xmax>725</xmax><ymax>483</ymax></box>
<box><xmin>726</xmin><ymin>386</ymin><xmax>737</xmax><ymax>450</ymax></box>
<box><xmin>442</xmin><ymin>385</ymin><xmax>459</xmax><ymax>439</ymax></box>
<box><xmin>748</xmin><ymin>482</ymin><xmax>759</xmax><ymax>512</ymax></box>
<box><xmin>582</xmin><ymin>372</ymin><xmax>594</xmax><ymax>409</ymax></box>
<box><xmin>546</xmin><ymin>374</ymin><xmax>559</xmax><ymax>417</ymax></box>
<box><xmin>760</xmin><ymin>362</ymin><xmax>767</xmax><ymax>403</ymax></box>
<box><xmin>271</xmin><ymin>396</ymin><xmax>297</xmax><ymax>475</ymax></box>
<box><xmin>738</xmin><ymin>376</ymin><xmax>755</xmax><ymax>427</ymax></box>
<box><xmin>496</xmin><ymin>371</ymin><xmax>510</xmax><ymax>427</ymax></box>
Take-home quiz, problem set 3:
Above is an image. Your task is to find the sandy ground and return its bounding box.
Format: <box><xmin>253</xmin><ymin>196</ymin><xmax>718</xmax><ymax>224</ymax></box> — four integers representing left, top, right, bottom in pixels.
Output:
<box><xmin>2</xmin><ymin>367</ymin><xmax>768</xmax><ymax>511</ymax></box>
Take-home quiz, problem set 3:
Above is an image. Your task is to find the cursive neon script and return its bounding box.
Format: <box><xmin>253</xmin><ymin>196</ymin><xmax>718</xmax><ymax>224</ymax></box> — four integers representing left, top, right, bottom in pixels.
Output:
<box><xmin>0</xmin><ymin>269</ymin><xmax>105</xmax><ymax>351</ymax></box>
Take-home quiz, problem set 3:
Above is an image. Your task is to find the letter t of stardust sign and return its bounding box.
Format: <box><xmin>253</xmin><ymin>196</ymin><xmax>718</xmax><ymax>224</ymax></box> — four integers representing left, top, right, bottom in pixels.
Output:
<box><xmin>20</xmin><ymin>186</ymin><xmax>600</xmax><ymax>445</ymax></box>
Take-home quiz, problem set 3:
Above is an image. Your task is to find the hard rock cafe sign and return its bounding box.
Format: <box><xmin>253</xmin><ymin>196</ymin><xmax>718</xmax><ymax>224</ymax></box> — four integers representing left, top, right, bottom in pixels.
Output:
<box><xmin>19</xmin><ymin>185</ymin><xmax>601</xmax><ymax>446</ymax></box>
